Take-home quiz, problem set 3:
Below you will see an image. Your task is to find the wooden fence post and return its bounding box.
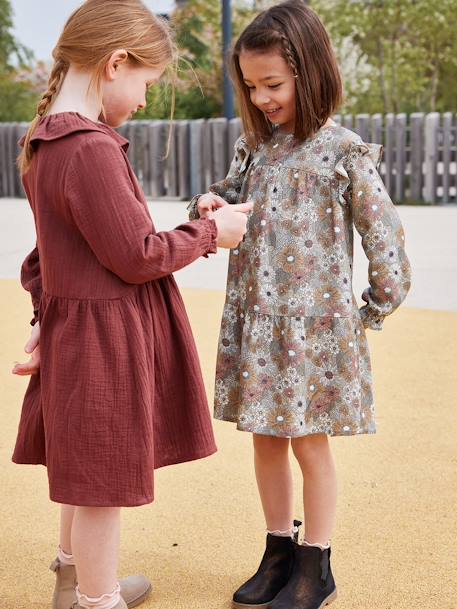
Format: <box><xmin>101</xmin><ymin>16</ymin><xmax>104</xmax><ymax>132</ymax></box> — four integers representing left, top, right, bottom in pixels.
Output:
<box><xmin>210</xmin><ymin>118</ymin><xmax>228</xmax><ymax>183</ymax></box>
<box><xmin>442</xmin><ymin>112</ymin><xmax>453</xmax><ymax>204</ymax></box>
<box><xmin>177</xmin><ymin>120</ymin><xmax>190</xmax><ymax>199</ymax></box>
<box><xmin>370</xmin><ymin>114</ymin><xmax>384</xmax><ymax>181</ymax></box>
<box><xmin>342</xmin><ymin>114</ymin><xmax>353</xmax><ymax>131</ymax></box>
<box><xmin>355</xmin><ymin>114</ymin><xmax>370</xmax><ymax>141</ymax></box>
<box><xmin>227</xmin><ymin>118</ymin><xmax>242</xmax><ymax>172</ymax></box>
<box><xmin>395</xmin><ymin>114</ymin><xmax>407</xmax><ymax>202</ymax></box>
<box><xmin>14</xmin><ymin>124</ymin><xmax>28</xmax><ymax>197</ymax></box>
<box><xmin>0</xmin><ymin>124</ymin><xmax>5</xmax><ymax>197</ymax></box>
<box><xmin>135</xmin><ymin>120</ymin><xmax>150</xmax><ymax>196</ymax></box>
<box><xmin>148</xmin><ymin>121</ymin><xmax>166</xmax><ymax>198</ymax></box>
<box><xmin>5</xmin><ymin>124</ymin><xmax>16</xmax><ymax>198</ymax></box>
<box><xmin>189</xmin><ymin>119</ymin><xmax>206</xmax><ymax>196</ymax></box>
<box><xmin>424</xmin><ymin>112</ymin><xmax>440</xmax><ymax>203</ymax></box>
<box><xmin>384</xmin><ymin>113</ymin><xmax>395</xmax><ymax>197</ymax></box>
<box><xmin>410</xmin><ymin>112</ymin><xmax>425</xmax><ymax>202</ymax></box>
<box><xmin>166</xmin><ymin>121</ymin><xmax>179</xmax><ymax>197</ymax></box>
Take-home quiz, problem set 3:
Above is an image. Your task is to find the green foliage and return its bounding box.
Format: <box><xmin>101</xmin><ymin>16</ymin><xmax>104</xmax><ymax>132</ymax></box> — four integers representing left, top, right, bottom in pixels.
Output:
<box><xmin>0</xmin><ymin>0</ymin><xmax>33</xmax><ymax>68</ymax></box>
<box><xmin>0</xmin><ymin>0</ymin><xmax>37</xmax><ymax>121</ymax></box>
<box><xmin>137</xmin><ymin>0</ymin><xmax>258</xmax><ymax>120</ymax></box>
<box><xmin>0</xmin><ymin>69</ymin><xmax>38</xmax><ymax>121</ymax></box>
<box><xmin>137</xmin><ymin>0</ymin><xmax>457</xmax><ymax>118</ymax></box>
<box><xmin>136</xmin><ymin>81</ymin><xmax>221</xmax><ymax>120</ymax></box>
<box><xmin>2</xmin><ymin>0</ymin><xmax>455</xmax><ymax>121</ymax></box>
<box><xmin>312</xmin><ymin>0</ymin><xmax>457</xmax><ymax>114</ymax></box>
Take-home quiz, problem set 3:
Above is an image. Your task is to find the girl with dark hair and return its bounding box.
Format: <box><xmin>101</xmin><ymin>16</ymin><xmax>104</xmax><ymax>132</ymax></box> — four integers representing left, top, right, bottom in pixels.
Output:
<box><xmin>189</xmin><ymin>1</ymin><xmax>411</xmax><ymax>607</ymax></box>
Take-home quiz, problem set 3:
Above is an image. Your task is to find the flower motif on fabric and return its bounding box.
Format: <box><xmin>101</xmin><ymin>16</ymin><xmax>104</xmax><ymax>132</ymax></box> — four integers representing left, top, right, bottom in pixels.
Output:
<box><xmin>209</xmin><ymin>126</ymin><xmax>410</xmax><ymax>437</ymax></box>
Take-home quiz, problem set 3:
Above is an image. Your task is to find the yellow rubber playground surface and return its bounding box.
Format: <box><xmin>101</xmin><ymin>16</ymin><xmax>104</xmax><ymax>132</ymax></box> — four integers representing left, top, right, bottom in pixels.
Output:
<box><xmin>1</xmin><ymin>280</ymin><xmax>456</xmax><ymax>609</ymax></box>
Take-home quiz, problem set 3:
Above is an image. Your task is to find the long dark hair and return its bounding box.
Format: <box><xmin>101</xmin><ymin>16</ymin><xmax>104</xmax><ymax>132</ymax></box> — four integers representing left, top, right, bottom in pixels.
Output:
<box><xmin>230</xmin><ymin>0</ymin><xmax>343</xmax><ymax>148</ymax></box>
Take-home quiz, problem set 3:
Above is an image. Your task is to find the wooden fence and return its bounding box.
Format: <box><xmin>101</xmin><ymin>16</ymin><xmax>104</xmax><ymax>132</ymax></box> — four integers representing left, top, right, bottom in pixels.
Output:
<box><xmin>1</xmin><ymin>112</ymin><xmax>455</xmax><ymax>203</ymax></box>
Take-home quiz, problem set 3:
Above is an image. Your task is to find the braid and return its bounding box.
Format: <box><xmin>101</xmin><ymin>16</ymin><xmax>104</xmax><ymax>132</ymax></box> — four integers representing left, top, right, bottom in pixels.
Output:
<box><xmin>36</xmin><ymin>58</ymin><xmax>69</xmax><ymax>117</ymax></box>
<box><xmin>18</xmin><ymin>58</ymin><xmax>69</xmax><ymax>175</ymax></box>
<box><xmin>278</xmin><ymin>32</ymin><xmax>298</xmax><ymax>78</ymax></box>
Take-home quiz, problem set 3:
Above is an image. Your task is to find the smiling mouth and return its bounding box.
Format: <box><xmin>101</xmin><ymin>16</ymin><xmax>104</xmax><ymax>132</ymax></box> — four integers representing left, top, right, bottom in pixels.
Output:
<box><xmin>265</xmin><ymin>107</ymin><xmax>281</xmax><ymax>115</ymax></box>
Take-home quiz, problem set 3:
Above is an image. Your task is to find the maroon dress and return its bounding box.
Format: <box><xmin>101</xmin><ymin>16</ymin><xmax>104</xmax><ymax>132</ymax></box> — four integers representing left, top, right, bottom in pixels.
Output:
<box><xmin>12</xmin><ymin>112</ymin><xmax>217</xmax><ymax>507</ymax></box>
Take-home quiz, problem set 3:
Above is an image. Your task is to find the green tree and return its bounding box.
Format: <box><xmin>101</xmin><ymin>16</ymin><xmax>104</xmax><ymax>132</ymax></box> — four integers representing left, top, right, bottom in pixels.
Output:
<box><xmin>0</xmin><ymin>0</ymin><xmax>37</xmax><ymax>121</ymax></box>
<box><xmin>137</xmin><ymin>0</ymin><xmax>259</xmax><ymax>120</ymax></box>
<box><xmin>313</xmin><ymin>0</ymin><xmax>457</xmax><ymax>113</ymax></box>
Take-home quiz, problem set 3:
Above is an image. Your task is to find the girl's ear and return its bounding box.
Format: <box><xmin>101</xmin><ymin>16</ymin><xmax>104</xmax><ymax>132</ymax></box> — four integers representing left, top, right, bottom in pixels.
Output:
<box><xmin>105</xmin><ymin>49</ymin><xmax>129</xmax><ymax>81</ymax></box>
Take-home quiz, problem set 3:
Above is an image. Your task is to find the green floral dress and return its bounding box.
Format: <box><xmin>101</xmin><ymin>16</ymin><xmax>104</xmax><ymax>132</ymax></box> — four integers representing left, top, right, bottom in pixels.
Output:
<box><xmin>189</xmin><ymin>124</ymin><xmax>411</xmax><ymax>437</ymax></box>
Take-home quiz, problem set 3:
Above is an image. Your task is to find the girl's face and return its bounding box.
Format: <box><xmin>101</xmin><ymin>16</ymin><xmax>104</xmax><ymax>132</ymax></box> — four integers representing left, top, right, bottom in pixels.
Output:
<box><xmin>239</xmin><ymin>48</ymin><xmax>296</xmax><ymax>134</ymax></box>
<box><xmin>102</xmin><ymin>52</ymin><xmax>165</xmax><ymax>127</ymax></box>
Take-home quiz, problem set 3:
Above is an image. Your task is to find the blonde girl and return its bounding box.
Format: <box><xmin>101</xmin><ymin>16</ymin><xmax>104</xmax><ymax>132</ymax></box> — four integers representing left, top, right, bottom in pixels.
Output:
<box><xmin>12</xmin><ymin>2</ymin><xmax>251</xmax><ymax>609</ymax></box>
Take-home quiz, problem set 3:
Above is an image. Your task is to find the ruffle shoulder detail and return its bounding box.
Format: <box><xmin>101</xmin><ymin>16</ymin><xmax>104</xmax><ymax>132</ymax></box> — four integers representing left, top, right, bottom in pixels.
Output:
<box><xmin>335</xmin><ymin>140</ymin><xmax>383</xmax><ymax>205</ymax></box>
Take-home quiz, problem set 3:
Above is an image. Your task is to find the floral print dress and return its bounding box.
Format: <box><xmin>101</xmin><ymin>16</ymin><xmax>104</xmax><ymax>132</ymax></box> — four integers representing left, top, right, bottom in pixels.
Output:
<box><xmin>190</xmin><ymin>124</ymin><xmax>411</xmax><ymax>438</ymax></box>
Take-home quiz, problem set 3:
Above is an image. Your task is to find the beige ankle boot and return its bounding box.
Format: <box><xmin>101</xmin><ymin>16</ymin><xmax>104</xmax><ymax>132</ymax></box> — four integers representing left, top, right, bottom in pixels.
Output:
<box><xmin>51</xmin><ymin>558</ymin><xmax>152</xmax><ymax>609</ymax></box>
<box><xmin>50</xmin><ymin>558</ymin><xmax>77</xmax><ymax>609</ymax></box>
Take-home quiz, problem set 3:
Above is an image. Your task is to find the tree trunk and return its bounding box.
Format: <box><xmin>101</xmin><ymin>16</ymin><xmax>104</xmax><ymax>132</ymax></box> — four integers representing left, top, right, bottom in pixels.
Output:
<box><xmin>377</xmin><ymin>38</ymin><xmax>389</xmax><ymax>113</ymax></box>
<box><xmin>390</xmin><ymin>34</ymin><xmax>399</xmax><ymax>114</ymax></box>
<box><xmin>430</xmin><ymin>62</ymin><xmax>439</xmax><ymax>112</ymax></box>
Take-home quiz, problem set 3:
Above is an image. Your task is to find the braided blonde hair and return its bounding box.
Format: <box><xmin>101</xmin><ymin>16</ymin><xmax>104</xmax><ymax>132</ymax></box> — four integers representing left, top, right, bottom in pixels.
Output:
<box><xmin>18</xmin><ymin>0</ymin><xmax>176</xmax><ymax>175</ymax></box>
<box><xmin>230</xmin><ymin>0</ymin><xmax>342</xmax><ymax>148</ymax></box>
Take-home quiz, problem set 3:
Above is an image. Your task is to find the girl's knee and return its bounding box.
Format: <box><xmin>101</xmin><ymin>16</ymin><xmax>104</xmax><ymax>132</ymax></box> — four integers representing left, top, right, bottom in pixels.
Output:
<box><xmin>253</xmin><ymin>433</ymin><xmax>290</xmax><ymax>459</ymax></box>
<box><xmin>291</xmin><ymin>433</ymin><xmax>330</xmax><ymax>464</ymax></box>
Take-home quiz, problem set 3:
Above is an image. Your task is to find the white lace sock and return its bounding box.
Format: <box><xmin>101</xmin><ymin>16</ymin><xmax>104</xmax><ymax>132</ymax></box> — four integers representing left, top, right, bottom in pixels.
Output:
<box><xmin>57</xmin><ymin>545</ymin><xmax>75</xmax><ymax>566</ymax></box>
<box><xmin>303</xmin><ymin>539</ymin><xmax>330</xmax><ymax>550</ymax></box>
<box><xmin>267</xmin><ymin>523</ymin><xmax>299</xmax><ymax>538</ymax></box>
<box><xmin>76</xmin><ymin>583</ymin><xmax>121</xmax><ymax>609</ymax></box>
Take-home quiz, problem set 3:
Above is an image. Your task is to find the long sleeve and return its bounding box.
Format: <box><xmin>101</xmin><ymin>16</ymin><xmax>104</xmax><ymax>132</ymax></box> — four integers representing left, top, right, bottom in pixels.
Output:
<box><xmin>66</xmin><ymin>136</ymin><xmax>217</xmax><ymax>285</ymax></box>
<box><xmin>339</xmin><ymin>141</ymin><xmax>411</xmax><ymax>330</ymax></box>
<box><xmin>187</xmin><ymin>135</ymin><xmax>251</xmax><ymax>220</ymax></box>
<box><xmin>21</xmin><ymin>245</ymin><xmax>42</xmax><ymax>325</ymax></box>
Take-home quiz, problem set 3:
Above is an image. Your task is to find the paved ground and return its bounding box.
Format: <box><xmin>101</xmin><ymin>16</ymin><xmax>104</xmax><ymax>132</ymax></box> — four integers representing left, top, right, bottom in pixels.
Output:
<box><xmin>1</xmin><ymin>284</ymin><xmax>456</xmax><ymax>609</ymax></box>
<box><xmin>1</xmin><ymin>198</ymin><xmax>457</xmax><ymax>311</ymax></box>
<box><xmin>1</xmin><ymin>199</ymin><xmax>456</xmax><ymax>609</ymax></box>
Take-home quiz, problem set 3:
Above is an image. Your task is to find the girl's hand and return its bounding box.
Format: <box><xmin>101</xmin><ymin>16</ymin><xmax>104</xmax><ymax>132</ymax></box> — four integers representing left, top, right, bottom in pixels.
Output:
<box><xmin>212</xmin><ymin>202</ymin><xmax>253</xmax><ymax>249</ymax></box>
<box><xmin>197</xmin><ymin>193</ymin><xmax>228</xmax><ymax>218</ymax></box>
<box><xmin>12</xmin><ymin>321</ymin><xmax>40</xmax><ymax>376</ymax></box>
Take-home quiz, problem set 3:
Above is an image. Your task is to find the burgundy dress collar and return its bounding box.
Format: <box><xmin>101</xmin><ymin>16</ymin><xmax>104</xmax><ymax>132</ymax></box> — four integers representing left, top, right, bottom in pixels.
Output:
<box><xmin>20</xmin><ymin>111</ymin><xmax>129</xmax><ymax>152</ymax></box>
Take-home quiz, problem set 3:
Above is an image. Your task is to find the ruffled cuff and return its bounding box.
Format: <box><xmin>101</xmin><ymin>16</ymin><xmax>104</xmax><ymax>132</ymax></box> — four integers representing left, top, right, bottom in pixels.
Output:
<box><xmin>187</xmin><ymin>194</ymin><xmax>202</xmax><ymax>221</ymax></box>
<box><xmin>30</xmin><ymin>311</ymin><xmax>39</xmax><ymax>326</ymax></box>
<box><xmin>210</xmin><ymin>175</ymin><xmax>244</xmax><ymax>205</ymax></box>
<box><xmin>335</xmin><ymin>140</ymin><xmax>383</xmax><ymax>205</ymax></box>
<box><xmin>359</xmin><ymin>287</ymin><xmax>393</xmax><ymax>331</ymax></box>
<box><xmin>359</xmin><ymin>305</ymin><xmax>384</xmax><ymax>331</ymax></box>
<box><xmin>198</xmin><ymin>216</ymin><xmax>218</xmax><ymax>258</ymax></box>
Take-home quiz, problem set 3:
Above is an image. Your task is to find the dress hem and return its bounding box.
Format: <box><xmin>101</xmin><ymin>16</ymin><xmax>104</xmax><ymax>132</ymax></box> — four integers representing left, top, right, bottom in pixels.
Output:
<box><xmin>214</xmin><ymin>415</ymin><xmax>376</xmax><ymax>438</ymax></box>
<box><xmin>12</xmin><ymin>444</ymin><xmax>218</xmax><ymax>507</ymax></box>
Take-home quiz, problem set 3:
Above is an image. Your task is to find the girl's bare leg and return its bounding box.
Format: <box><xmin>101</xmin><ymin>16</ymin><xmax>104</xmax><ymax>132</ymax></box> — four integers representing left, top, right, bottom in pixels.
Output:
<box><xmin>60</xmin><ymin>504</ymin><xmax>75</xmax><ymax>554</ymax></box>
<box><xmin>71</xmin><ymin>506</ymin><xmax>121</xmax><ymax>597</ymax></box>
<box><xmin>253</xmin><ymin>434</ymin><xmax>294</xmax><ymax>532</ymax></box>
<box><xmin>291</xmin><ymin>433</ymin><xmax>337</xmax><ymax>545</ymax></box>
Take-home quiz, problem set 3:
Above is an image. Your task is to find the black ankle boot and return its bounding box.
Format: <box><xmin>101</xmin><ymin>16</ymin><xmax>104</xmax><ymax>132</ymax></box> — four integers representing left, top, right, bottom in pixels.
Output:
<box><xmin>232</xmin><ymin>521</ymin><xmax>301</xmax><ymax>608</ymax></box>
<box><xmin>269</xmin><ymin>543</ymin><xmax>337</xmax><ymax>609</ymax></box>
